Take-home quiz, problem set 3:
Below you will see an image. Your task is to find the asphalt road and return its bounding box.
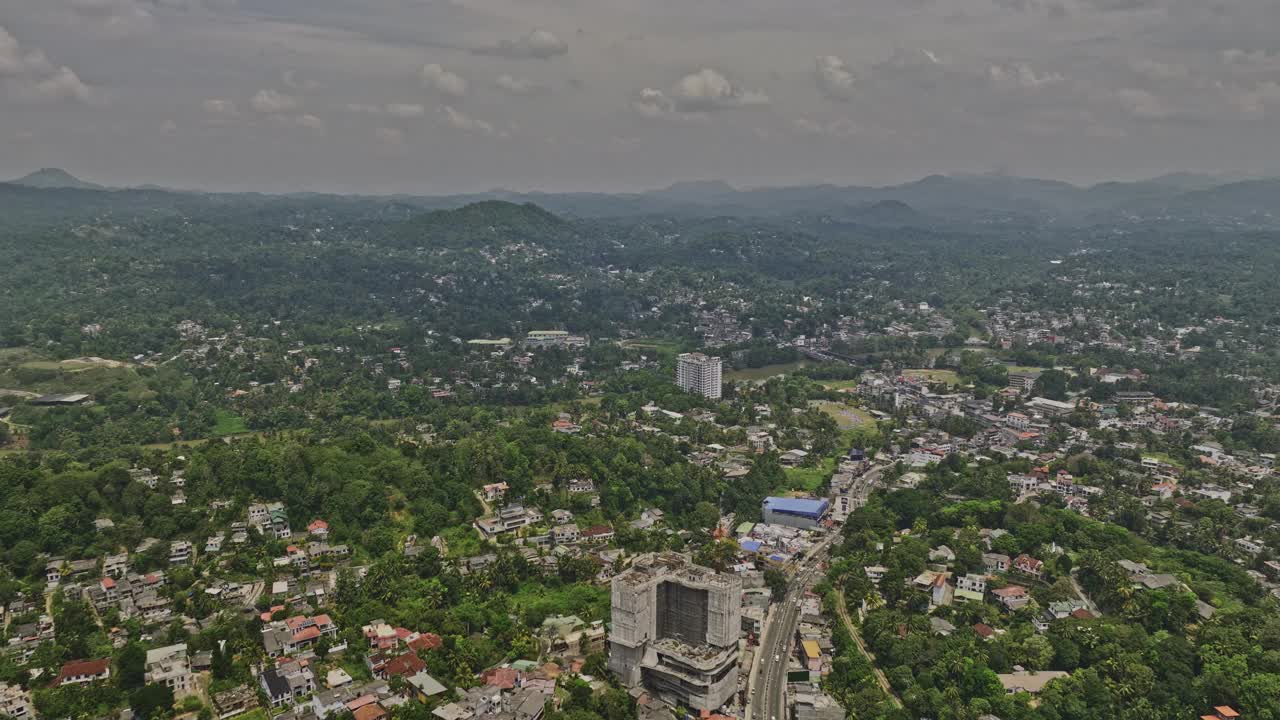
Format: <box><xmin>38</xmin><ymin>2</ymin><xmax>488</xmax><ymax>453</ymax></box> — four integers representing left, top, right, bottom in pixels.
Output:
<box><xmin>747</xmin><ymin>536</ymin><xmax>832</xmax><ymax>720</ymax></box>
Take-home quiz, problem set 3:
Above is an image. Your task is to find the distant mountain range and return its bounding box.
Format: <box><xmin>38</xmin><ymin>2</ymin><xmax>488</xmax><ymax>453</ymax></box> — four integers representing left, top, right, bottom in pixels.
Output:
<box><xmin>4</xmin><ymin>167</ymin><xmax>1279</xmax><ymax>227</ymax></box>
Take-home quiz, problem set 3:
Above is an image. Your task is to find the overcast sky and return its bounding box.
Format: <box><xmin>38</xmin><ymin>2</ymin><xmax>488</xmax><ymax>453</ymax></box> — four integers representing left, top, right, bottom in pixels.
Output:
<box><xmin>3</xmin><ymin>0</ymin><xmax>1280</xmax><ymax>194</ymax></box>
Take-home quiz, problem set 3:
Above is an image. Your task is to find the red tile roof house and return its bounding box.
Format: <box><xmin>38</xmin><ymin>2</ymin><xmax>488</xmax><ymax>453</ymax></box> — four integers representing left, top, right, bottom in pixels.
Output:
<box><xmin>307</xmin><ymin>519</ymin><xmax>330</xmax><ymax>538</ymax></box>
<box><xmin>406</xmin><ymin>632</ymin><xmax>442</xmax><ymax>653</ymax></box>
<box><xmin>481</xmin><ymin>667</ymin><xmax>521</xmax><ymax>690</ymax></box>
<box><xmin>973</xmin><ymin>624</ymin><xmax>996</xmax><ymax>641</ymax></box>
<box><xmin>54</xmin><ymin>659</ymin><xmax>112</xmax><ymax>687</ymax></box>
<box><xmin>369</xmin><ymin>651</ymin><xmax>425</xmax><ymax>680</ymax></box>
<box><xmin>1201</xmin><ymin>707</ymin><xmax>1240</xmax><ymax>720</ymax></box>
<box><xmin>1013</xmin><ymin>554</ymin><xmax>1044</xmax><ymax>579</ymax></box>
<box><xmin>991</xmin><ymin>585</ymin><xmax>1031</xmax><ymax>611</ymax></box>
<box><xmin>352</xmin><ymin>703</ymin><xmax>387</xmax><ymax>720</ymax></box>
<box><xmin>580</xmin><ymin>525</ymin><xmax>615</xmax><ymax>543</ymax></box>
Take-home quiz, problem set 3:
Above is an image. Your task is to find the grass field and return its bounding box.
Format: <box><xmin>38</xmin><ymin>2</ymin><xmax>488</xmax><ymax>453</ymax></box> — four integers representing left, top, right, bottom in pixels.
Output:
<box><xmin>1142</xmin><ymin>452</ymin><xmax>1185</xmax><ymax>468</ymax></box>
<box><xmin>781</xmin><ymin>455</ymin><xmax>837</xmax><ymax>493</ymax></box>
<box><xmin>818</xmin><ymin>379</ymin><xmax>861</xmax><ymax>391</ymax></box>
<box><xmin>212</xmin><ymin>410</ymin><xmax>249</xmax><ymax>436</ymax></box>
<box><xmin>725</xmin><ymin>360</ymin><xmax>814</xmax><ymax>383</ymax></box>
<box><xmin>1005</xmin><ymin>365</ymin><xmax>1047</xmax><ymax>374</ymax></box>
<box><xmin>903</xmin><ymin>368</ymin><xmax>961</xmax><ymax>384</ymax></box>
<box><xmin>618</xmin><ymin>338</ymin><xmax>684</xmax><ymax>353</ymax></box>
<box><xmin>815</xmin><ymin>401</ymin><xmax>874</xmax><ymax>429</ymax></box>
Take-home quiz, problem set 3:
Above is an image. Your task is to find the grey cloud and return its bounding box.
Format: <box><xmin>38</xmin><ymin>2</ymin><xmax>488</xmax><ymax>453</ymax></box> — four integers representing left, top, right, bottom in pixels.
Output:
<box><xmin>0</xmin><ymin>25</ymin><xmax>92</xmax><ymax>103</ymax></box>
<box><xmin>374</xmin><ymin>126</ymin><xmax>403</xmax><ymax>145</ymax></box>
<box><xmin>472</xmin><ymin>29</ymin><xmax>568</xmax><ymax>60</ymax></box>
<box><xmin>385</xmin><ymin>103</ymin><xmax>425</xmax><ymax>118</ymax></box>
<box><xmin>494</xmin><ymin>74</ymin><xmax>546</xmax><ymax>95</ymax></box>
<box><xmin>814</xmin><ymin>55</ymin><xmax>855</xmax><ymax>102</ymax></box>
<box><xmin>1077</xmin><ymin>0</ymin><xmax>1161</xmax><ymax>11</ymax></box>
<box><xmin>269</xmin><ymin>112</ymin><xmax>324</xmax><ymax>133</ymax></box>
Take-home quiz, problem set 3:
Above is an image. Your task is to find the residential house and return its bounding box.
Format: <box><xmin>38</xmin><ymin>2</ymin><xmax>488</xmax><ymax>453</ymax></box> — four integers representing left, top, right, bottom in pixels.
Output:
<box><xmin>260</xmin><ymin>660</ymin><xmax>317</xmax><ymax>707</ymax></box>
<box><xmin>212</xmin><ymin>686</ymin><xmax>260</xmax><ymax>720</ymax></box>
<box><xmin>0</xmin><ymin>682</ymin><xmax>34</xmax><ymax>720</ymax></box>
<box><xmin>551</xmin><ymin>524</ymin><xmax>580</xmax><ymax>545</ymax></box>
<box><xmin>1013</xmin><ymin>554</ymin><xmax>1044</xmax><ymax>579</ymax></box>
<box><xmin>580</xmin><ymin>525</ymin><xmax>615</xmax><ymax>544</ymax></box>
<box><xmin>983</xmin><ymin>553</ymin><xmax>1011</xmax><ymax>574</ymax></box>
<box><xmin>145</xmin><ymin>644</ymin><xmax>194</xmax><ymax>697</ymax></box>
<box><xmin>955</xmin><ymin>574</ymin><xmax>987</xmax><ymax>603</ymax></box>
<box><xmin>1235</xmin><ymin>537</ymin><xmax>1265</xmax><ymax>555</ymax></box>
<box><xmin>481</xmin><ymin>483</ymin><xmax>509</xmax><ymax>503</ymax></box>
<box><xmin>55</xmin><ymin>658</ymin><xmax>112</xmax><ymax>686</ymax></box>
<box><xmin>263</xmin><ymin>615</ymin><xmax>338</xmax><ymax>657</ymax></box>
<box><xmin>991</xmin><ymin>585</ymin><xmax>1031</xmax><ymax>611</ymax></box>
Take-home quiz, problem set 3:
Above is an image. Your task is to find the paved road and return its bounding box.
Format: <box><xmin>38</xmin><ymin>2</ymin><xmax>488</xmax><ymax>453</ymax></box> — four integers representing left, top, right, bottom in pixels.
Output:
<box><xmin>746</xmin><ymin>536</ymin><xmax>833</xmax><ymax>720</ymax></box>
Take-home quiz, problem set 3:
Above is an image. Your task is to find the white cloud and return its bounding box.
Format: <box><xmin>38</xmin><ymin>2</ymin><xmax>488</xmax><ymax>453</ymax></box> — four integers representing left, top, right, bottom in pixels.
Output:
<box><xmin>670</xmin><ymin>68</ymin><xmax>769</xmax><ymax>112</ymax></box>
<box><xmin>250</xmin><ymin>89</ymin><xmax>299</xmax><ymax>113</ymax></box>
<box><xmin>814</xmin><ymin>55</ymin><xmax>855</xmax><ymax>102</ymax></box>
<box><xmin>346</xmin><ymin>103</ymin><xmax>382</xmax><ymax>114</ymax></box>
<box><xmin>494</xmin><ymin>74</ymin><xmax>544</xmax><ymax>95</ymax></box>
<box><xmin>0</xmin><ymin>25</ymin><xmax>92</xmax><ymax>104</ymax></box>
<box><xmin>202</xmin><ymin>98</ymin><xmax>239</xmax><ymax>116</ymax></box>
<box><xmin>987</xmin><ymin>62</ymin><xmax>1064</xmax><ymax>91</ymax></box>
<box><xmin>473</xmin><ymin>29</ymin><xmax>568</xmax><ymax>60</ymax></box>
<box><xmin>421</xmin><ymin>63</ymin><xmax>467</xmax><ymax>98</ymax></box>
<box><xmin>632</xmin><ymin>88</ymin><xmax>676</xmax><ymax>118</ymax></box>
<box><xmin>385</xmin><ymin>102</ymin><xmax>425</xmax><ymax>118</ymax></box>
<box><xmin>441</xmin><ymin>105</ymin><xmax>506</xmax><ymax>137</ymax></box>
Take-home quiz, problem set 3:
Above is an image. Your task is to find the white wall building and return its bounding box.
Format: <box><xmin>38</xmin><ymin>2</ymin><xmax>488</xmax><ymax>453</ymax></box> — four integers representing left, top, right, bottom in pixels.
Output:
<box><xmin>676</xmin><ymin>353</ymin><xmax>723</xmax><ymax>400</ymax></box>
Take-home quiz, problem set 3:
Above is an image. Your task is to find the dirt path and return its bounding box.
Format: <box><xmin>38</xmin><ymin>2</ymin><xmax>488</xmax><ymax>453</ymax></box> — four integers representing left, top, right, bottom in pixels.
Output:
<box><xmin>833</xmin><ymin>590</ymin><xmax>902</xmax><ymax>708</ymax></box>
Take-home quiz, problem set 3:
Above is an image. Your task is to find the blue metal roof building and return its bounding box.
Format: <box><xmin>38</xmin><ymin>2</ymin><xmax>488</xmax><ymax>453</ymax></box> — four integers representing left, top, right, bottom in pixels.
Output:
<box><xmin>761</xmin><ymin>497</ymin><xmax>829</xmax><ymax>529</ymax></box>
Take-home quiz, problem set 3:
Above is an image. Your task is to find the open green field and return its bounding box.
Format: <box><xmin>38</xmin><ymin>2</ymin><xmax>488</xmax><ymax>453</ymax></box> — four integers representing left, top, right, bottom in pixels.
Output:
<box><xmin>212</xmin><ymin>410</ymin><xmax>249</xmax><ymax>436</ymax></box>
<box><xmin>903</xmin><ymin>368</ymin><xmax>961</xmax><ymax>384</ymax></box>
<box><xmin>781</xmin><ymin>455</ymin><xmax>837</xmax><ymax>493</ymax></box>
<box><xmin>0</xmin><ymin>347</ymin><xmax>144</xmax><ymax>395</ymax></box>
<box><xmin>1142</xmin><ymin>452</ymin><xmax>1185</xmax><ymax>468</ymax></box>
<box><xmin>725</xmin><ymin>360</ymin><xmax>814</xmax><ymax>383</ymax></box>
<box><xmin>618</xmin><ymin>338</ymin><xmax>684</xmax><ymax>353</ymax></box>
<box><xmin>509</xmin><ymin>581</ymin><xmax>611</xmax><ymax>624</ymax></box>
<box><xmin>1005</xmin><ymin>365</ymin><xmax>1048</xmax><ymax>374</ymax></box>
<box><xmin>818</xmin><ymin>379</ymin><xmax>861</xmax><ymax>391</ymax></box>
<box><xmin>926</xmin><ymin>346</ymin><xmax>991</xmax><ymax>359</ymax></box>
<box><xmin>815</xmin><ymin>401</ymin><xmax>874</xmax><ymax>429</ymax></box>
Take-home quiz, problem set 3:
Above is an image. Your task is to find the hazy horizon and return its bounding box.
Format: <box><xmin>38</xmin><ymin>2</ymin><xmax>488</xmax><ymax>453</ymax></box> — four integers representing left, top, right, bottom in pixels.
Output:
<box><xmin>5</xmin><ymin>0</ymin><xmax>1280</xmax><ymax>194</ymax></box>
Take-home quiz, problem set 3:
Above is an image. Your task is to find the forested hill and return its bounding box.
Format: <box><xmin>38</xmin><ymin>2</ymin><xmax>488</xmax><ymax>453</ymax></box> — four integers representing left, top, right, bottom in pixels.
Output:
<box><xmin>390</xmin><ymin>201</ymin><xmax>574</xmax><ymax>250</ymax></box>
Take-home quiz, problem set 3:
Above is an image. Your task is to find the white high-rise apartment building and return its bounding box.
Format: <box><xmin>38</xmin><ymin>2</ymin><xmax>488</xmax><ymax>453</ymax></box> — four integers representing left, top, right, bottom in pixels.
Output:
<box><xmin>676</xmin><ymin>353</ymin><xmax>722</xmax><ymax>400</ymax></box>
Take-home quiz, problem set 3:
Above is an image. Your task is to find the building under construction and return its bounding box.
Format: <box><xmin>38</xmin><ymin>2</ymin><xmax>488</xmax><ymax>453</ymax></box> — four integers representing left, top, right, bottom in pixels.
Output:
<box><xmin>608</xmin><ymin>553</ymin><xmax>742</xmax><ymax>711</ymax></box>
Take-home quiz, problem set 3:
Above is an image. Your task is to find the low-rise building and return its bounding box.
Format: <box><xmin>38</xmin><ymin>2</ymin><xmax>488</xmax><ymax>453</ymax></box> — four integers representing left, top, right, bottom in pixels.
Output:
<box><xmin>146</xmin><ymin>644</ymin><xmax>194</xmax><ymax>697</ymax></box>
